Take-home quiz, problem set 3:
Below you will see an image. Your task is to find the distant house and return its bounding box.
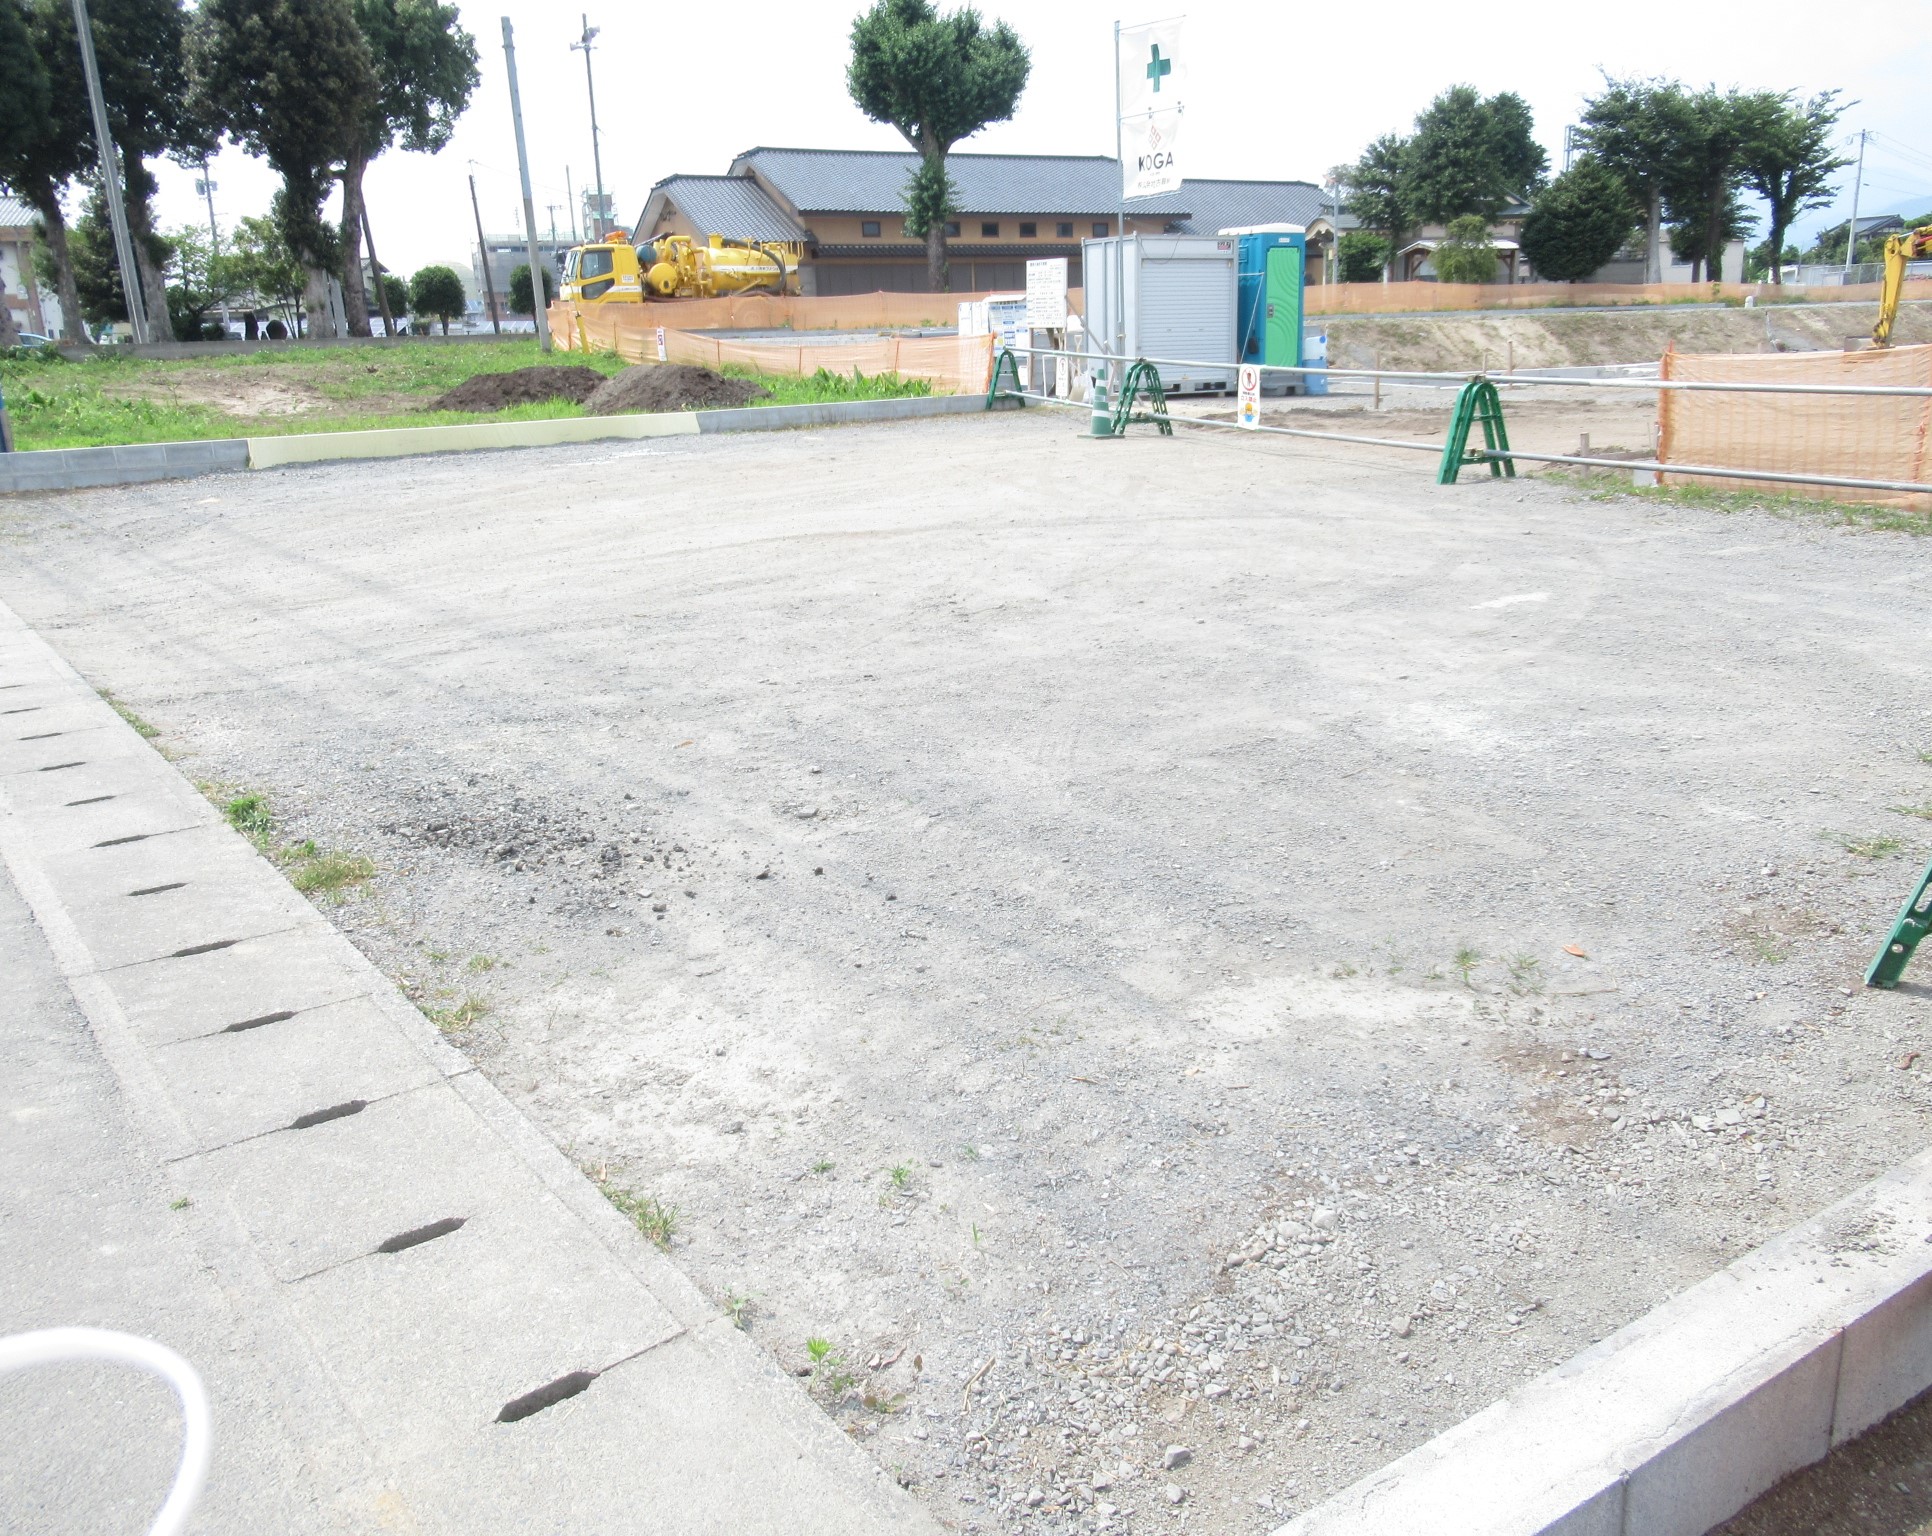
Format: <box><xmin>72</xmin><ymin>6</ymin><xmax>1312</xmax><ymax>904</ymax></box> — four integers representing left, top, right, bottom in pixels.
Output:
<box><xmin>635</xmin><ymin>147</ymin><xmax>1327</xmax><ymax>295</ymax></box>
<box><xmin>0</xmin><ymin>196</ymin><xmax>60</xmax><ymax>336</ymax></box>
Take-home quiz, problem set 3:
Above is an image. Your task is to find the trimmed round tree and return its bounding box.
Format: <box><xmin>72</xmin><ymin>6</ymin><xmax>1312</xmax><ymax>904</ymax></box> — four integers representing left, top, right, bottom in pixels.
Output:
<box><xmin>1431</xmin><ymin>216</ymin><xmax>1498</xmax><ymax>284</ymax></box>
<box><xmin>508</xmin><ymin>262</ymin><xmax>555</xmax><ymax>315</ymax></box>
<box><xmin>1520</xmin><ymin>158</ymin><xmax>1638</xmax><ymax>282</ymax></box>
<box><xmin>409</xmin><ymin>264</ymin><xmax>466</xmax><ymax>333</ymax></box>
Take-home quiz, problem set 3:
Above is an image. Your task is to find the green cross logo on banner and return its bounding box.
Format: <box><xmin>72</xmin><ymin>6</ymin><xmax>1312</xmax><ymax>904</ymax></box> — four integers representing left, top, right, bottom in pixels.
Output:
<box><xmin>1146</xmin><ymin>43</ymin><xmax>1171</xmax><ymax>92</ymax></box>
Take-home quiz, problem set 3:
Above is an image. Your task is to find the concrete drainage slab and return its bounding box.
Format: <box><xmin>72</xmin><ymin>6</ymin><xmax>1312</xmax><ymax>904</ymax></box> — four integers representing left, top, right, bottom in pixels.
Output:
<box><xmin>0</xmin><ymin>595</ymin><xmax>939</xmax><ymax>1535</ymax></box>
<box><xmin>1275</xmin><ymin>1148</ymin><xmax>1932</xmax><ymax>1536</ymax></box>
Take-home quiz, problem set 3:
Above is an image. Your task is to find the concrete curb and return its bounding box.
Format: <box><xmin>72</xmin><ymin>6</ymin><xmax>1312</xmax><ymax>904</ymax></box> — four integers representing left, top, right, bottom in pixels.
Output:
<box><xmin>1273</xmin><ymin>1149</ymin><xmax>1932</xmax><ymax>1536</ymax></box>
<box><xmin>0</xmin><ymin>597</ymin><xmax>941</xmax><ymax>1534</ymax></box>
<box><xmin>0</xmin><ymin>438</ymin><xmax>247</xmax><ymax>494</ymax></box>
<box><xmin>0</xmin><ymin>393</ymin><xmax>989</xmax><ymax>494</ymax></box>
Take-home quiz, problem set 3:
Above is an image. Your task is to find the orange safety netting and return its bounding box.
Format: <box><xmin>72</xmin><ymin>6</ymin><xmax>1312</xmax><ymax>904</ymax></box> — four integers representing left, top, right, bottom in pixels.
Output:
<box><xmin>551</xmin><ymin>300</ymin><xmax>997</xmax><ymax>396</ymax></box>
<box><xmin>1657</xmin><ymin>342</ymin><xmax>1932</xmax><ymax>510</ymax></box>
<box><xmin>1304</xmin><ymin>278</ymin><xmax>1932</xmax><ymax>316</ymax></box>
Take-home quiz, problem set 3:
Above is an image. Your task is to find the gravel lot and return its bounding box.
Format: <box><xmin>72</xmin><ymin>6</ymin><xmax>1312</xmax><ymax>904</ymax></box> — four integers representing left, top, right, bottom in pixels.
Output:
<box><xmin>4</xmin><ymin>407</ymin><xmax>1932</xmax><ymax>1533</ymax></box>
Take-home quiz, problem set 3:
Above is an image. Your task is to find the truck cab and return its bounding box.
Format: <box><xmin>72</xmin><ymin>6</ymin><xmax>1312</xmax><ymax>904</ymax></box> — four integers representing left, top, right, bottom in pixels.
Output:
<box><xmin>561</xmin><ymin>232</ymin><xmax>645</xmax><ymax>305</ymax></box>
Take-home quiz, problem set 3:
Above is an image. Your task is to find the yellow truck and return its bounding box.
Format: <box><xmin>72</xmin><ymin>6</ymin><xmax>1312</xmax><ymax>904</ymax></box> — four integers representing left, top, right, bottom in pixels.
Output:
<box><xmin>560</xmin><ymin>229</ymin><xmax>803</xmax><ymax>304</ymax></box>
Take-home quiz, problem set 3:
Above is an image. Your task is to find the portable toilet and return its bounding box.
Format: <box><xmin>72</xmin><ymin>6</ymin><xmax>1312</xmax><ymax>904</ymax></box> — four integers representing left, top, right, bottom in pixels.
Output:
<box><xmin>1222</xmin><ymin>226</ymin><xmax>1305</xmax><ymax>394</ymax></box>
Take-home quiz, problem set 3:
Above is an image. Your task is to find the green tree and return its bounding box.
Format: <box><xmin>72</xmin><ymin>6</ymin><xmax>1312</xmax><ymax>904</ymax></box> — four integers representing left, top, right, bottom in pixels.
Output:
<box><xmin>1735</xmin><ymin>90</ymin><xmax>1847</xmax><ymax>286</ymax></box>
<box><xmin>1744</xmin><ymin>238</ymin><xmax>1799</xmax><ymax>282</ymax></box>
<box><xmin>58</xmin><ymin>193</ymin><xmax>173</xmax><ymax>328</ymax></box>
<box><xmin>339</xmin><ymin>0</ymin><xmax>478</xmax><ymax>335</ymax></box>
<box><xmin>1668</xmin><ymin>190</ymin><xmax>1754</xmax><ymax>282</ymax></box>
<box><xmin>508</xmin><ymin>262</ymin><xmax>555</xmax><ymax>315</ymax></box>
<box><xmin>1401</xmin><ymin>85</ymin><xmax>1546</xmax><ymax>226</ymax></box>
<box><xmin>226</xmin><ymin>212</ymin><xmax>306</xmax><ymax>333</ymax></box>
<box><xmin>1576</xmin><ymin>75</ymin><xmax>1696</xmax><ymax>283</ymax></box>
<box><xmin>1345</xmin><ymin>134</ymin><xmax>1414</xmax><ymax>274</ymax></box>
<box><xmin>379</xmin><ymin>270</ymin><xmax>409</xmax><ymax>320</ymax></box>
<box><xmin>162</xmin><ymin>222</ymin><xmax>241</xmax><ymax>339</ymax></box>
<box><xmin>192</xmin><ymin>0</ymin><xmax>379</xmax><ymax>337</ymax></box>
<box><xmin>409</xmin><ymin>263</ymin><xmax>465</xmax><ymax>333</ymax></box>
<box><xmin>1335</xmin><ymin>231</ymin><xmax>1390</xmax><ymax>283</ymax></box>
<box><xmin>0</xmin><ymin>2</ymin><xmax>93</xmax><ymax>340</ymax></box>
<box><xmin>34</xmin><ymin>0</ymin><xmax>214</xmax><ymax>336</ymax></box>
<box><xmin>1429</xmin><ymin>216</ymin><xmax>1498</xmax><ymax>284</ymax></box>
<box><xmin>1663</xmin><ymin>86</ymin><xmax>1756</xmax><ymax>283</ymax></box>
<box><xmin>847</xmin><ymin>0</ymin><xmax>1030</xmax><ymax>293</ymax></box>
<box><xmin>0</xmin><ymin>0</ymin><xmax>49</xmax><ymax>347</ymax></box>
<box><xmin>1519</xmin><ymin>157</ymin><xmax>1637</xmax><ymax>281</ymax></box>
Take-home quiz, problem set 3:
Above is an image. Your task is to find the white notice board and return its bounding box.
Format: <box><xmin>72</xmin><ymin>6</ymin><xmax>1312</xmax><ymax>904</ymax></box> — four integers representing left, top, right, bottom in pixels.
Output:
<box><xmin>1025</xmin><ymin>258</ymin><xmax>1068</xmax><ymax>328</ymax></box>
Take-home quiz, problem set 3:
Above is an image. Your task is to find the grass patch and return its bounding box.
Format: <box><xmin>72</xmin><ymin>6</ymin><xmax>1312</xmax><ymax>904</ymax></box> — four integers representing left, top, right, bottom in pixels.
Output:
<box><xmin>726</xmin><ymin>363</ymin><xmax>930</xmax><ymax>407</ymax></box>
<box><xmin>100</xmin><ymin>691</ymin><xmax>159</xmax><ymax>739</ymax></box>
<box><xmin>805</xmin><ymin>1336</ymin><xmax>857</xmax><ymax>1400</ymax></box>
<box><xmin>3</xmin><ymin>340</ymin><xmax>932</xmax><ymax>450</ymax></box>
<box><xmin>223</xmin><ymin>791</ymin><xmax>274</xmax><ymax>845</ymax></box>
<box><xmin>601</xmin><ymin>1184</ymin><xmax>679</xmax><ymax>1247</ymax></box>
<box><xmin>1543</xmin><ymin>467</ymin><xmax>1931</xmax><ymax>537</ymax></box>
<box><xmin>283</xmin><ymin>841</ymin><xmax>376</xmax><ymax>897</ymax></box>
<box><xmin>426</xmin><ymin>993</ymin><xmax>491</xmax><ymax>1033</ymax></box>
<box><xmin>1890</xmin><ymin>803</ymin><xmax>1932</xmax><ymax>821</ymax></box>
<box><xmin>1826</xmin><ymin>831</ymin><xmax>1905</xmax><ymax>859</ymax></box>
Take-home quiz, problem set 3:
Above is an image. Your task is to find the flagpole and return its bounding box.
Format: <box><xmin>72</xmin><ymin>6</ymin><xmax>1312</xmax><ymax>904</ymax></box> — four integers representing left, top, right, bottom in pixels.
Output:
<box><xmin>1113</xmin><ymin>19</ymin><xmax>1126</xmax><ymax>393</ymax></box>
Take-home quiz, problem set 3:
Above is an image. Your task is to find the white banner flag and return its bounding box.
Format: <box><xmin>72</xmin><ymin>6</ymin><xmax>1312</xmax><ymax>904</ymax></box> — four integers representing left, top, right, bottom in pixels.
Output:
<box><xmin>1118</xmin><ymin>17</ymin><xmax>1185</xmax><ymax>200</ymax></box>
<box><xmin>1122</xmin><ymin>108</ymin><xmax>1183</xmax><ymax>199</ymax></box>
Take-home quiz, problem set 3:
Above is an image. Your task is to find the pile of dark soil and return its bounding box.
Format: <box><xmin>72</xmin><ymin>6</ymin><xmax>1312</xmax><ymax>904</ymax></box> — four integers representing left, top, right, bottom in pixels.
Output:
<box><xmin>429</xmin><ymin>365</ymin><xmax>608</xmax><ymax>412</ymax></box>
<box><xmin>584</xmin><ymin>364</ymin><xmax>770</xmax><ymax>416</ymax></box>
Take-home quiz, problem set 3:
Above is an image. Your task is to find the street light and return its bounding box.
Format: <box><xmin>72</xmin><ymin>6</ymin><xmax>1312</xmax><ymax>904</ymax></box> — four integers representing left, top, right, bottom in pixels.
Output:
<box><xmin>570</xmin><ymin>16</ymin><xmax>608</xmax><ymax>237</ymax></box>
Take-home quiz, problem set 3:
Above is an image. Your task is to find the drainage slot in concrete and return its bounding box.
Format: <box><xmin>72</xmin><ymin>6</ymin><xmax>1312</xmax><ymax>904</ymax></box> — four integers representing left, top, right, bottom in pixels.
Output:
<box><xmin>1</xmin><ymin>706</ymin><xmax>40</xmax><ymax>716</ymax></box>
<box><xmin>376</xmin><ymin>1216</ymin><xmax>467</xmax><ymax>1255</ymax></box>
<box><xmin>130</xmin><ymin>882</ymin><xmax>186</xmax><ymax>897</ymax></box>
<box><xmin>287</xmin><ymin>1100</ymin><xmax>367</xmax><ymax>1131</ymax></box>
<box><xmin>38</xmin><ymin>761</ymin><xmax>84</xmax><ymax>772</ymax></box>
<box><xmin>67</xmin><ymin>794</ymin><xmax>117</xmax><ymax>806</ymax></box>
<box><xmin>223</xmin><ymin>1009</ymin><xmax>295</xmax><ymax>1033</ymax></box>
<box><xmin>17</xmin><ymin>731</ymin><xmax>64</xmax><ymax>741</ymax></box>
<box><xmin>496</xmin><ymin>1370</ymin><xmax>597</xmax><ymax>1424</ymax></box>
<box><xmin>171</xmin><ymin>938</ymin><xmax>239</xmax><ymax>958</ymax></box>
<box><xmin>93</xmin><ymin>832</ymin><xmax>152</xmax><ymax>847</ymax></box>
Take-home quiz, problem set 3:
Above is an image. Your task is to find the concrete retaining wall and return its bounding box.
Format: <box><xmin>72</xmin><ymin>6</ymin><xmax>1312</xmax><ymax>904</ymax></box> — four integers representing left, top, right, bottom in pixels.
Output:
<box><xmin>1274</xmin><ymin>1147</ymin><xmax>1932</xmax><ymax>1536</ymax></box>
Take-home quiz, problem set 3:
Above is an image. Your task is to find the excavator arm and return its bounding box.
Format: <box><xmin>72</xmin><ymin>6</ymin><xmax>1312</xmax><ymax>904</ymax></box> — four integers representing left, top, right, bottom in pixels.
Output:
<box><xmin>1873</xmin><ymin>226</ymin><xmax>1932</xmax><ymax>347</ymax></box>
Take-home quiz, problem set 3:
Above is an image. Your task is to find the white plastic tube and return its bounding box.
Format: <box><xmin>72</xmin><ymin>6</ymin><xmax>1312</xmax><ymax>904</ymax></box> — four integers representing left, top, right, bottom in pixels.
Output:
<box><xmin>0</xmin><ymin>1327</ymin><xmax>211</xmax><ymax>1536</ymax></box>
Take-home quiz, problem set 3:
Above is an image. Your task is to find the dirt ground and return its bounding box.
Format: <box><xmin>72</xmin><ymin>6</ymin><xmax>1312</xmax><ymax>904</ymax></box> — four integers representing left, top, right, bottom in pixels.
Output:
<box><xmin>3</xmin><ymin>409</ymin><xmax>1931</xmax><ymax>1535</ymax></box>
<box><xmin>430</xmin><ymin>364</ymin><xmax>607</xmax><ymax>412</ymax></box>
<box><xmin>1718</xmin><ymin>1389</ymin><xmax>1932</xmax><ymax>1536</ymax></box>
<box><xmin>584</xmin><ymin>362</ymin><xmax>769</xmax><ymax>415</ymax></box>
<box><xmin>1326</xmin><ymin>299</ymin><xmax>1932</xmax><ymax>374</ymax></box>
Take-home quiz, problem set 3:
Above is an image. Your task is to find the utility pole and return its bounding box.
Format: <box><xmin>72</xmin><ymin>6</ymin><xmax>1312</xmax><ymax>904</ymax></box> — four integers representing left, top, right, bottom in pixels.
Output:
<box><xmin>362</xmin><ymin>213</ymin><xmax>396</xmax><ymax>337</ymax></box>
<box><xmin>71</xmin><ymin>0</ymin><xmax>148</xmax><ymax>344</ymax></box>
<box><xmin>571</xmin><ymin>16</ymin><xmax>607</xmax><ymax>237</ymax></box>
<box><xmin>196</xmin><ymin>155</ymin><xmax>229</xmax><ymax>335</ymax></box>
<box><xmin>468</xmin><ymin>168</ymin><xmax>501</xmax><ymax>334</ymax></box>
<box><xmin>1846</xmin><ymin>129</ymin><xmax>1862</xmax><ymax>280</ymax></box>
<box><xmin>502</xmin><ymin>17</ymin><xmax>552</xmax><ymax>351</ymax></box>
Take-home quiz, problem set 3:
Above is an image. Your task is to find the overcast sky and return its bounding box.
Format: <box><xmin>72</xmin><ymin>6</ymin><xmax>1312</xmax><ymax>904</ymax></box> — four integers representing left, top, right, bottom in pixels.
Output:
<box><xmin>145</xmin><ymin>0</ymin><xmax>1932</xmax><ymax>278</ymax></box>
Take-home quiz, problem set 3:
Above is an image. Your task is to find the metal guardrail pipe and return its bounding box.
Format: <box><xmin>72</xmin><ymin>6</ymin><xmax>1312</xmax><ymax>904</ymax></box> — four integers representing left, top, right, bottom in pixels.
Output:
<box><xmin>1012</xmin><ymin>342</ymin><xmax>1932</xmax><ymax>399</ymax></box>
<box><xmin>997</xmin><ymin>379</ymin><xmax>1932</xmax><ymax>498</ymax></box>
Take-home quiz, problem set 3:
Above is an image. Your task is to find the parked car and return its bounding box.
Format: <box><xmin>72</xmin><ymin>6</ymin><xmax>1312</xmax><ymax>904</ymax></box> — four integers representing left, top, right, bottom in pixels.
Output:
<box><xmin>7</xmin><ymin>331</ymin><xmax>51</xmax><ymax>350</ymax></box>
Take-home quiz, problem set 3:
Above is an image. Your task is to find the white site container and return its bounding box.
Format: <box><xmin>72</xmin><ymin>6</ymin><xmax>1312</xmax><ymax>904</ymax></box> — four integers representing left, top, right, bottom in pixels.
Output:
<box><xmin>1080</xmin><ymin>234</ymin><xmax>1239</xmax><ymax>395</ymax></box>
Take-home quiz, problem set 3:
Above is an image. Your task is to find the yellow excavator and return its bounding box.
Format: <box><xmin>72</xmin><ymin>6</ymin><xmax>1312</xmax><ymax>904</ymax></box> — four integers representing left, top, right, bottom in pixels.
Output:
<box><xmin>1872</xmin><ymin>225</ymin><xmax>1932</xmax><ymax>347</ymax></box>
<box><xmin>560</xmin><ymin>228</ymin><xmax>802</xmax><ymax>304</ymax></box>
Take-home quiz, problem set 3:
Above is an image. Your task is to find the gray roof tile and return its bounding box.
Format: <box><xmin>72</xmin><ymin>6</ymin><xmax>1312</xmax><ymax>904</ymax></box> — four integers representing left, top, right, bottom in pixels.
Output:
<box><xmin>733</xmin><ymin>146</ymin><xmax>1193</xmax><ymax>217</ymax></box>
<box><xmin>641</xmin><ymin>175</ymin><xmax>810</xmax><ymax>243</ymax></box>
<box><xmin>1163</xmin><ymin>179</ymin><xmax>1330</xmax><ymax>234</ymax></box>
<box><xmin>0</xmin><ymin>196</ymin><xmax>41</xmax><ymax>231</ymax></box>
